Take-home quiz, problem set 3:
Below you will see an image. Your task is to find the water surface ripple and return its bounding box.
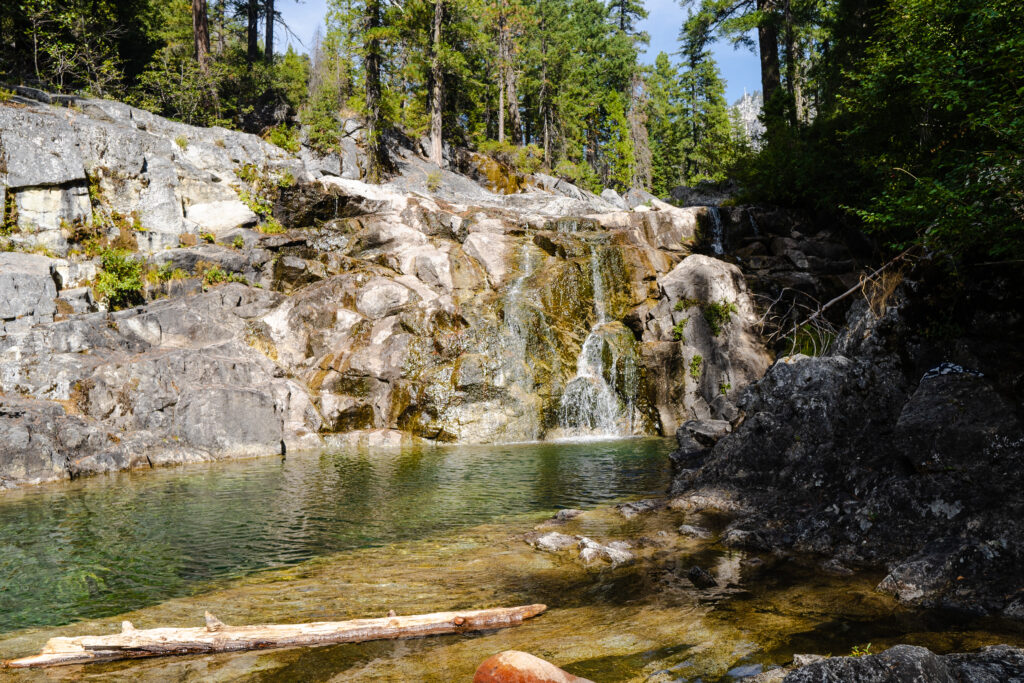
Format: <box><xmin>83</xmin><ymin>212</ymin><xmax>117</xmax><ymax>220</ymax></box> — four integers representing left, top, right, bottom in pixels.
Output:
<box><xmin>0</xmin><ymin>438</ymin><xmax>670</xmax><ymax>633</ymax></box>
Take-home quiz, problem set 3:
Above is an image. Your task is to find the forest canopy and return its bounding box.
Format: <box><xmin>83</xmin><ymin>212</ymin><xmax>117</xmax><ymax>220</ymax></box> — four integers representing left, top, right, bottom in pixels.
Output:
<box><xmin>1</xmin><ymin>0</ymin><xmax>1021</xmax><ymax>261</ymax></box>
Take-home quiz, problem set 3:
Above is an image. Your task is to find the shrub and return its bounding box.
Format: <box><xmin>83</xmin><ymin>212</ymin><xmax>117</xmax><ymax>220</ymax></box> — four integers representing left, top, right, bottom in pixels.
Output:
<box><xmin>2</xmin><ymin>191</ymin><xmax>19</xmax><ymax>235</ymax></box>
<box><xmin>200</xmin><ymin>232</ymin><xmax>215</xmax><ymax>243</ymax></box>
<box><xmin>689</xmin><ymin>354</ymin><xmax>703</xmax><ymax>380</ymax></box>
<box><xmin>426</xmin><ymin>170</ymin><xmax>442</xmax><ymax>192</ymax></box>
<box><xmin>277</xmin><ymin>170</ymin><xmax>296</xmax><ymax>188</ymax></box>
<box><xmin>266</xmin><ymin>124</ymin><xmax>301</xmax><ymax>153</ymax></box>
<box><xmin>477</xmin><ymin>139</ymin><xmax>544</xmax><ymax>175</ymax></box>
<box><xmin>202</xmin><ymin>264</ymin><xmax>248</xmax><ymax>286</ymax></box>
<box><xmin>703</xmin><ymin>300</ymin><xmax>738</xmax><ymax>336</ymax></box>
<box><xmin>232</xmin><ymin>235</ymin><xmax>244</xmax><ymax>249</ymax></box>
<box><xmin>174</xmin><ymin>135</ymin><xmax>188</xmax><ymax>150</ymax></box>
<box><xmin>258</xmin><ymin>217</ymin><xmax>285</xmax><ymax>234</ymax></box>
<box><xmin>95</xmin><ymin>249</ymin><xmax>144</xmax><ymax>310</ymax></box>
<box><xmin>672</xmin><ymin>318</ymin><xmax>688</xmax><ymax>342</ymax></box>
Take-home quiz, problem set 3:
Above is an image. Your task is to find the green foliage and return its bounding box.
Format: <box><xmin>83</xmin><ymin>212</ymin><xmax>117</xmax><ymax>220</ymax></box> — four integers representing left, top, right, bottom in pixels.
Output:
<box><xmin>232</xmin><ymin>235</ymin><xmax>245</xmax><ymax>249</ymax></box>
<box><xmin>239</xmin><ymin>190</ymin><xmax>272</xmax><ymax>218</ymax></box>
<box><xmin>265</xmin><ymin>124</ymin><xmax>301</xmax><ymax>153</ymax></box>
<box><xmin>850</xmin><ymin>643</ymin><xmax>873</xmax><ymax>657</ymax></box>
<box><xmin>146</xmin><ymin>261</ymin><xmax>188</xmax><ymax>284</ymax></box>
<box><xmin>718</xmin><ymin>381</ymin><xmax>731</xmax><ymax>395</ymax></box>
<box><xmin>672</xmin><ymin>318</ymin><xmax>688</xmax><ymax>342</ymax></box>
<box><xmin>299</xmin><ymin>85</ymin><xmax>342</xmax><ymax>155</ymax></box>
<box><xmin>200</xmin><ymin>232</ymin><xmax>215</xmax><ymax>243</ymax></box>
<box><xmin>477</xmin><ymin>140</ymin><xmax>543</xmax><ymax>176</ymax></box>
<box><xmin>2</xmin><ymin>191</ymin><xmax>19</xmax><ymax>235</ymax></box>
<box><xmin>258</xmin><ymin>217</ymin><xmax>285</xmax><ymax>234</ymax></box>
<box><xmin>95</xmin><ymin>249</ymin><xmax>143</xmax><ymax>310</ymax></box>
<box><xmin>703</xmin><ymin>300</ymin><xmax>737</xmax><ymax>336</ymax></box>
<box><xmin>689</xmin><ymin>354</ymin><xmax>703</xmax><ymax>381</ymax></box>
<box><xmin>734</xmin><ymin>0</ymin><xmax>1024</xmax><ymax>263</ymax></box>
<box><xmin>785</xmin><ymin>324</ymin><xmax>835</xmax><ymax>357</ymax></box>
<box><xmin>674</xmin><ymin>298</ymin><xmax>700</xmax><ymax>311</ymax></box>
<box><xmin>554</xmin><ymin>159</ymin><xmax>602</xmax><ymax>194</ymax></box>
<box><xmin>645</xmin><ymin>50</ymin><xmax>748</xmax><ymax>195</ymax></box>
<box><xmin>277</xmin><ymin>170</ymin><xmax>296</xmax><ymax>188</ymax></box>
<box><xmin>174</xmin><ymin>135</ymin><xmax>188</xmax><ymax>150</ymax></box>
<box><xmin>236</xmin><ymin>164</ymin><xmax>260</xmax><ymax>185</ymax></box>
<box><xmin>425</xmin><ymin>170</ymin><xmax>442</xmax><ymax>192</ymax></box>
<box><xmin>202</xmin><ymin>265</ymin><xmax>246</xmax><ymax>286</ymax></box>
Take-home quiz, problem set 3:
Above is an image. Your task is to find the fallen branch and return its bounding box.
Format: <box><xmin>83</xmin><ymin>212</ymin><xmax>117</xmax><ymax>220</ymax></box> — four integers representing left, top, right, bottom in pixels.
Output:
<box><xmin>3</xmin><ymin>604</ymin><xmax>548</xmax><ymax>669</ymax></box>
<box><xmin>796</xmin><ymin>246</ymin><xmax>917</xmax><ymax>330</ymax></box>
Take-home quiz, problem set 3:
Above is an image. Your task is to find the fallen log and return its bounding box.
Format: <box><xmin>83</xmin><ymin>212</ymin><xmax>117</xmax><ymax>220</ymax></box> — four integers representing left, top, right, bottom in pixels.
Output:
<box><xmin>3</xmin><ymin>604</ymin><xmax>547</xmax><ymax>669</ymax></box>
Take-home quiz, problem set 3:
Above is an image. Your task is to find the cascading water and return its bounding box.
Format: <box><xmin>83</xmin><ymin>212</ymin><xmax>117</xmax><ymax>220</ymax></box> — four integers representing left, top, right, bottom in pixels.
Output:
<box><xmin>708</xmin><ymin>206</ymin><xmax>725</xmax><ymax>255</ymax></box>
<box><xmin>557</xmin><ymin>245</ymin><xmax>634</xmax><ymax>438</ymax></box>
<box><xmin>498</xmin><ymin>241</ymin><xmax>543</xmax><ymax>439</ymax></box>
<box><xmin>748</xmin><ymin>209</ymin><xmax>760</xmax><ymax>236</ymax></box>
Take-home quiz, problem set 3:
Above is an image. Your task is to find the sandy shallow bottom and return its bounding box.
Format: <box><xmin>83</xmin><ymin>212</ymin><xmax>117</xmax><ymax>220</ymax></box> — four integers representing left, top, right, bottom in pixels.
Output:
<box><xmin>3</xmin><ymin>501</ymin><xmax>1021</xmax><ymax>682</ymax></box>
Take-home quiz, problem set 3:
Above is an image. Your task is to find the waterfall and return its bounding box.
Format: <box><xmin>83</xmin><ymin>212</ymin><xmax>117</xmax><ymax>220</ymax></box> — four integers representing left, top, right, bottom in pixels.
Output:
<box><xmin>556</xmin><ymin>246</ymin><xmax>633</xmax><ymax>438</ymax></box>
<box><xmin>708</xmin><ymin>206</ymin><xmax>725</xmax><ymax>256</ymax></box>
<box><xmin>498</xmin><ymin>241</ymin><xmax>543</xmax><ymax>439</ymax></box>
<box><xmin>748</xmin><ymin>209</ymin><xmax>760</xmax><ymax>236</ymax></box>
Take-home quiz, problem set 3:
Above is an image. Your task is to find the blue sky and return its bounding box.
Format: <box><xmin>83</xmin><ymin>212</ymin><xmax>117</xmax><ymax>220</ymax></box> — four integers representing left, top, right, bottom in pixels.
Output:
<box><xmin>278</xmin><ymin>0</ymin><xmax>761</xmax><ymax>104</ymax></box>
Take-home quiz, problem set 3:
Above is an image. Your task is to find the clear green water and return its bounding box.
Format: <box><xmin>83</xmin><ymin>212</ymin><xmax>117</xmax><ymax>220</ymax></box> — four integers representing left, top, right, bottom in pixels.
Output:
<box><xmin>0</xmin><ymin>438</ymin><xmax>670</xmax><ymax>634</ymax></box>
<box><xmin>1</xmin><ymin>438</ymin><xmax>1021</xmax><ymax>682</ymax></box>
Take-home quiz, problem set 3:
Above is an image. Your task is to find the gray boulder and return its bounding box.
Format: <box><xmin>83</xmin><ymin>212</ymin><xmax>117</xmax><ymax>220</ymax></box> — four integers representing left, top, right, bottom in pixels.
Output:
<box><xmin>0</xmin><ymin>252</ymin><xmax>59</xmax><ymax>331</ymax></box>
<box><xmin>784</xmin><ymin>644</ymin><xmax>1024</xmax><ymax>683</ymax></box>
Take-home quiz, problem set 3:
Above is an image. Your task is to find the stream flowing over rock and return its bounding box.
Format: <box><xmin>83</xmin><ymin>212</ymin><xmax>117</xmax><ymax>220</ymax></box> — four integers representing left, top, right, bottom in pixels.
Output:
<box><xmin>0</xmin><ymin>93</ymin><xmax>778</xmax><ymax>488</ymax></box>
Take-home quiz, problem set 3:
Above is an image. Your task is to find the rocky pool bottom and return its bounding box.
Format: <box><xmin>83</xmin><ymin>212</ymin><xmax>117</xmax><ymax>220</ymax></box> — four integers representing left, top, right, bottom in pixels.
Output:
<box><xmin>1</xmin><ymin>440</ymin><xmax>1021</xmax><ymax>682</ymax></box>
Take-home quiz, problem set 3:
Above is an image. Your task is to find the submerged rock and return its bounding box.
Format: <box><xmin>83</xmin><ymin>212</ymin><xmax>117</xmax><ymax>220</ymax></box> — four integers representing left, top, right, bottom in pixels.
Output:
<box><xmin>474</xmin><ymin>650</ymin><xmax>593</xmax><ymax>683</ymax></box>
<box><xmin>577</xmin><ymin>537</ymin><xmax>633</xmax><ymax>566</ymax></box>
<box><xmin>687</xmin><ymin>565</ymin><xmax>718</xmax><ymax>589</ymax></box>
<box><xmin>615</xmin><ymin>498</ymin><xmax>664</xmax><ymax>519</ymax></box>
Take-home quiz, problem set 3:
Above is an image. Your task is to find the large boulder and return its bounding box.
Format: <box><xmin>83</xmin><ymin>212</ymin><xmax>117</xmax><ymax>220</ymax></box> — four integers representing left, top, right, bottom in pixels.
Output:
<box><xmin>641</xmin><ymin>254</ymin><xmax>771</xmax><ymax>430</ymax></box>
<box><xmin>674</xmin><ymin>292</ymin><xmax>1024</xmax><ymax>618</ymax></box>
<box><xmin>784</xmin><ymin>644</ymin><xmax>1024</xmax><ymax>683</ymax></box>
<box><xmin>474</xmin><ymin>651</ymin><xmax>593</xmax><ymax>683</ymax></box>
<box><xmin>0</xmin><ymin>252</ymin><xmax>60</xmax><ymax>332</ymax></box>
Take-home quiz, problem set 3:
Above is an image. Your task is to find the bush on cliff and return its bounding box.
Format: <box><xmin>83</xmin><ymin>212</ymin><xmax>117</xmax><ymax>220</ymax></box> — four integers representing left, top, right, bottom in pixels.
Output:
<box><xmin>95</xmin><ymin>249</ymin><xmax>144</xmax><ymax>311</ymax></box>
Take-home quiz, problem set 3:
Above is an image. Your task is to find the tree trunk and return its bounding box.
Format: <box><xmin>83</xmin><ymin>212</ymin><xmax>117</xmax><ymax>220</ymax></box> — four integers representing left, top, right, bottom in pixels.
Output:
<box><xmin>497</xmin><ymin>1</ymin><xmax>506</xmax><ymax>143</ymax></box>
<box><xmin>540</xmin><ymin>29</ymin><xmax>550</xmax><ymax>167</ymax></box>
<box><xmin>497</xmin><ymin>31</ymin><xmax>505</xmax><ymax>141</ymax></box>
<box><xmin>4</xmin><ymin>605</ymin><xmax>548</xmax><ymax>669</ymax></box>
<box><xmin>505</xmin><ymin>55</ymin><xmax>521</xmax><ymax>144</ymax></box>
<box><xmin>756</xmin><ymin>0</ymin><xmax>781</xmax><ymax>107</ymax></box>
<box><xmin>246</xmin><ymin>0</ymin><xmax>259</xmax><ymax>64</ymax></box>
<box><xmin>783</xmin><ymin>0</ymin><xmax>798</xmax><ymax>126</ymax></box>
<box><xmin>429</xmin><ymin>0</ymin><xmax>444</xmax><ymax>166</ymax></box>
<box><xmin>365</xmin><ymin>0</ymin><xmax>385</xmax><ymax>183</ymax></box>
<box><xmin>192</xmin><ymin>0</ymin><xmax>210</xmax><ymax>68</ymax></box>
<box><xmin>264</xmin><ymin>0</ymin><xmax>274</xmax><ymax>63</ymax></box>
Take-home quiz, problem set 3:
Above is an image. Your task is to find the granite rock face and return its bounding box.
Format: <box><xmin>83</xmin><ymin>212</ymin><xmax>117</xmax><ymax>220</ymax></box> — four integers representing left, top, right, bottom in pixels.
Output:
<box><xmin>0</xmin><ymin>93</ymin><xmax>790</xmax><ymax>489</ymax></box>
<box><xmin>671</xmin><ymin>284</ymin><xmax>1024</xmax><ymax>619</ymax></box>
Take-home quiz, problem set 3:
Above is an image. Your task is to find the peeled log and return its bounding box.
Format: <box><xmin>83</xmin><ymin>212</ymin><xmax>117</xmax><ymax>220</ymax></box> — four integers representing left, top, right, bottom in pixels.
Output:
<box><xmin>4</xmin><ymin>604</ymin><xmax>547</xmax><ymax>669</ymax></box>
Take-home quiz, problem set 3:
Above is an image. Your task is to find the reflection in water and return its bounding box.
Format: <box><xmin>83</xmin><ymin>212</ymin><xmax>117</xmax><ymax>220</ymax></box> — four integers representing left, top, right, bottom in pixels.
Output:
<box><xmin>0</xmin><ymin>439</ymin><xmax>670</xmax><ymax>633</ymax></box>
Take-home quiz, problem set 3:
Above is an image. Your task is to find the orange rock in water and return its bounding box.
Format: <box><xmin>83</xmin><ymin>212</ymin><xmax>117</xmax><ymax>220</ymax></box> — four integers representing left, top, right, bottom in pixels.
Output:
<box><xmin>473</xmin><ymin>650</ymin><xmax>594</xmax><ymax>683</ymax></box>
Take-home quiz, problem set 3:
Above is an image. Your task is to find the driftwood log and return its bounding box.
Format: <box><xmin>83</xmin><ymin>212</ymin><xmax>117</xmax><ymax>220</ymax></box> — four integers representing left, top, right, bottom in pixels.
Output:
<box><xmin>3</xmin><ymin>604</ymin><xmax>547</xmax><ymax>669</ymax></box>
